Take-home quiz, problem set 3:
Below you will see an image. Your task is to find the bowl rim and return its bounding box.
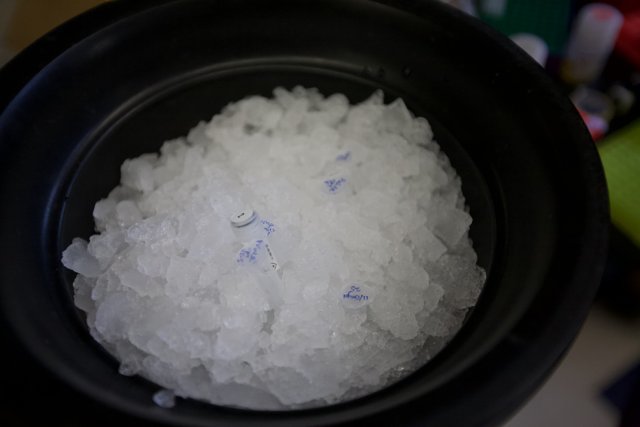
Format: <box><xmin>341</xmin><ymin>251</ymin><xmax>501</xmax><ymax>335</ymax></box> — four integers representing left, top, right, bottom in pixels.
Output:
<box><xmin>0</xmin><ymin>0</ymin><xmax>609</xmax><ymax>426</ymax></box>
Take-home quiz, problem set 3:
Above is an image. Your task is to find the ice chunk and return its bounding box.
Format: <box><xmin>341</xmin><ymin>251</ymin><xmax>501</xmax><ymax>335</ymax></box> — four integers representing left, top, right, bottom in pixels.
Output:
<box><xmin>403</xmin><ymin>116</ymin><xmax>434</xmax><ymax>145</ymax></box>
<box><xmin>165</xmin><ymin>257</ymin><xmax>202</xmax><ymax>297</ymax></box>
<box><xmin>153</xmin><ymin>389</ymin><xmax>176</xmax><ymax>408</ymax></box>
<box><xmin>62</xmin><ymin>238</ymin><xmax>101</xmax><ymax>277</ymax></box>
<box><xmin>93</xmin><ymin>198</ymin><xmax>117</xmax><ymax>230</ymax></box>
<box><xmin>115</xmin><ymin>200</ymin><xmax>143</xmax><ymax>225</ymax></box>
<box><xmin>121</xmin><ymin>154</ymin><xmax>156</xmax><ymax>193</ymax></box>
<box><xmin>94</xmin><ymin>291</ymin><xmax>136</xmax><ymax>340</ymax></box>
<box><xmin>411</xmin><ymin>225</ymin><xmax>448</xmax><ymax>262</ymax></box>
<box><xmin>432</xmin><ymin>208</ymin><xmax>473</xmax><ymax>248</ymax></box>
<box><xmin>379</xmin><ymin>98</ymin><xmax>413</xmax><ymax>133</ymax></box>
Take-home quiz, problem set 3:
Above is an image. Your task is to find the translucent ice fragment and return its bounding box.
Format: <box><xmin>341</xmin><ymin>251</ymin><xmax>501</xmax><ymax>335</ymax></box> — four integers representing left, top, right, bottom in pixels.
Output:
<box><xmin>152</xmin><ymin>389</ymin><xmax>176</xmax><ymax>408</ymax></box>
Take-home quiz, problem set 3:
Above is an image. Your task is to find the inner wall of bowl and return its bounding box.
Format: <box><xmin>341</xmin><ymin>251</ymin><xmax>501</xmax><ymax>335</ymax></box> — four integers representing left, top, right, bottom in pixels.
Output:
<box><xmin>58</xmin><ymin>67</ymin><xmax>498</xmax><ymax>393</ymax></box>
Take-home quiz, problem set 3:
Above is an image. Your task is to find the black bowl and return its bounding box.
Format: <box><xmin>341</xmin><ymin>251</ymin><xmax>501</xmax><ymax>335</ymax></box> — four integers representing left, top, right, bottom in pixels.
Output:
<box><xmin>0</xmin><ymin>1</ymin><xmax>608</xmax><ymax>426</ymax></box>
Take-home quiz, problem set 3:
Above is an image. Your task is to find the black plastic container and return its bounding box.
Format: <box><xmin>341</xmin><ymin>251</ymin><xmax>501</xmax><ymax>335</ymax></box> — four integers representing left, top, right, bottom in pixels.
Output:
<box><xmin>0</xmin><ymin>1</ymin><xmax>608</xmax><ymax>426</ymax></box>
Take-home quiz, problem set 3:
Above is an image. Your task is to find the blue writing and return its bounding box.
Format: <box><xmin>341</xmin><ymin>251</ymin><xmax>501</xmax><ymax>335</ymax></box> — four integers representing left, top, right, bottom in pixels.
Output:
<box><xmin>236</xmin><ymin>240</ymin><xmax>264</xmax><ymax>264</ymax></box>
<box><xmin>261</xmin><ymin>219</ymin><xmax>276</xmax><ymax>236</ymax></box>
<box><xmin>342</xmin><ymin>285</ymin><xmax>369</xmax><ymax>302</ymax></box>
<box><xmin>324</xmin><ymin>177</ymin><xmax>347</xmax><ymax>193</ymax></box>
<box><xmin>336</xmin><ymin>151</ymin><xmax>351</xmax><ymax>161</ymax></box>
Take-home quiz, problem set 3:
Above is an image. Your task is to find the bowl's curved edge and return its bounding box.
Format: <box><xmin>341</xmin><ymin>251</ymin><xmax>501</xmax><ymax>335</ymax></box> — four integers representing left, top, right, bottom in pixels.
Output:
<box><xmin>0</xmin><ymin>1</ymin><xmax>610</xmax><ymax>426</ymax></box>
<box><xmin>0</xmin><ymin>0</ymin><xmax>177</xmax><ymax>115</ymax></box>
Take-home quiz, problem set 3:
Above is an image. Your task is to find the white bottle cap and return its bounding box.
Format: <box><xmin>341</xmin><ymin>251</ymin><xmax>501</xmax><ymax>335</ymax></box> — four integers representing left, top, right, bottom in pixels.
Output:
<box><xmin>230</xmin><ymin>208</ymin><xmax>256</xmax><ymax>227</ymax></box>
<box><xmin>510</xmin><ymin>33</ymin><xmax>549</xmax><ymax>67</ymax></box>
<box><xmin>562</xmin><ymin>3</ymin><xmax>623</xmax><ymax>84</ymax></box>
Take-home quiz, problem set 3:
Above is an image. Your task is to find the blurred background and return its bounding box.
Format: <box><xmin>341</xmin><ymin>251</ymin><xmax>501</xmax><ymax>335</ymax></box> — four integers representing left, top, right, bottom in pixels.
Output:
<box><xmin>1</xmin><ymin>0</ymin><xmax>639</xmax><ymax>426</ymax></box>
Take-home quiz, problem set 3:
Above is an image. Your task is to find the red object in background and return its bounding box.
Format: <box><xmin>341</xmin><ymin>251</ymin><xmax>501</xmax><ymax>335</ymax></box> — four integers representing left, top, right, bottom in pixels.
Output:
<box><xmin>615</xmin><ymin>11</ymin><xmax>640</xmax><ymax>71</ymax></box>
<box><xmin>600</xmin><ymin>0</ymin><xmax>640</xmax><ymax>70</ymax></box>
<box><xmin>577</xmin><ymin>108</ymin><xmax>608</xmax><ymax>141</ymax></box>
<box><xmin>600</xmin><ymin>0</ymin><xmax>640</xmax><ymax>14</ymax></box>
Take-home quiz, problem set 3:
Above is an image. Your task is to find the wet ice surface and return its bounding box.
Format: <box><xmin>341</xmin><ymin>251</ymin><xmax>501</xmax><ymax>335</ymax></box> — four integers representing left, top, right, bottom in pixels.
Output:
<box><xmin>62</xmin><ymin>87</ymin><xmax>486</xmax><ymax>409</ymax></box>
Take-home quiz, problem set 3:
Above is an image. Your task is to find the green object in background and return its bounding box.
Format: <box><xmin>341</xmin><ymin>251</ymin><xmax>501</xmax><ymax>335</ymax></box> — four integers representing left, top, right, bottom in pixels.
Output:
<box><xmin>478</xmin><ymin>0</ymin><xmax>572</xmax><ymax>54</ymax></box>
<box><xmin>598</xmin><ymin>121</ymin><xmax>640</xmax><ymax>248</ymax></box>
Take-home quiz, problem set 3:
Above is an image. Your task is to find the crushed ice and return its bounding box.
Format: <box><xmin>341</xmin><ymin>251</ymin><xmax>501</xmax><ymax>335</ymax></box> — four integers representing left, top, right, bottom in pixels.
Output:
<box><xmin>62</xmin><ymin>87</ymin><xmax>486</xmax><ymax>409</ymax></box>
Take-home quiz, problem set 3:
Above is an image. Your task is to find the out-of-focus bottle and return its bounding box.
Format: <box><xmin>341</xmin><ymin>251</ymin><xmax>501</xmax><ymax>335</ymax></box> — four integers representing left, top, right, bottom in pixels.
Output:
<box><xmin>480</xmin><ymin>0</ymin><xmax>507</xmax><ymax>18</ymax></box>
<box><xmin>562</xmin><ymin>3</ymin><xmax>624</xmax><ymax>85</ymax></box>
<box><xmin>571</xmin><ymin>86</ymin><xmax>614</xmax><ymax>141</ymax></box>
<box><xmin>510</xmin><ymin>33</ymin><xmax>549</xmax><ymax>67</ymax></box>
